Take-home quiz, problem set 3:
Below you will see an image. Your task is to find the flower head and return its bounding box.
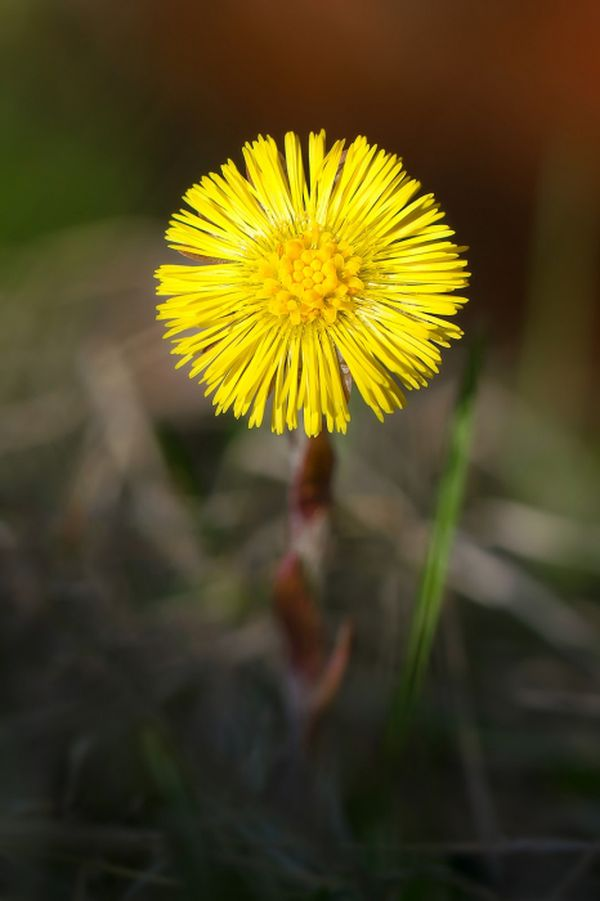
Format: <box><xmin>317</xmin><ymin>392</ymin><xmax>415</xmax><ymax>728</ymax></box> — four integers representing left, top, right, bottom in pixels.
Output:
<box><xmin>155</xmin><ymin>131</ymin><xmax>469</xmax><ymax>436</ymax></box>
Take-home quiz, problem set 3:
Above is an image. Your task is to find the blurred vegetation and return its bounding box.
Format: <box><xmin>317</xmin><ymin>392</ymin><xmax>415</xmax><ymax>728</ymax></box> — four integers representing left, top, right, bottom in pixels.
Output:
<box><xmin>1</xmin><ymin>1</ymin><xmax>599</xmax><ymax>899</ymax></box>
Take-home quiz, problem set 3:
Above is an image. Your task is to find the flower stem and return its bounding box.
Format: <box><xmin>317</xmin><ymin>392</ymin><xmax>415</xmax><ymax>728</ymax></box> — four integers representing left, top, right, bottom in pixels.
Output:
<box><xmin>272</xmin><ymin>429</ymin><xmax>352</xmax><ymax>732</ymax></box>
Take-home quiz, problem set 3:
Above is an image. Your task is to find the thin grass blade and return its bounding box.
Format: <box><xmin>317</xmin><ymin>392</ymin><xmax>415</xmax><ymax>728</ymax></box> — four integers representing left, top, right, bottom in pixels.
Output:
<box><xmin>387</xmin><ymin>340</ymin><xmax>482</xmax><ymax>748</ymax></box>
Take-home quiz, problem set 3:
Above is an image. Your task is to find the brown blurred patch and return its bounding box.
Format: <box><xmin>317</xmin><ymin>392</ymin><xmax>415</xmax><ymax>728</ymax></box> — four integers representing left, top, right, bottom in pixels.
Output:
<box><xmin>77</xmin><ymin>0</ymin><xmax>600</xmax><ymax>179</ymax></box>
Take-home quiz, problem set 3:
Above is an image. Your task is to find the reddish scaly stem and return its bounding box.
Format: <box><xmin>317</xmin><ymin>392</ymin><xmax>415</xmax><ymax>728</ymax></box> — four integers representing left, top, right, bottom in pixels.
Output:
<box><xmin>272</xmin><ymin>430</ymin><xmax>352</xmax><ymax>730</ymax></box>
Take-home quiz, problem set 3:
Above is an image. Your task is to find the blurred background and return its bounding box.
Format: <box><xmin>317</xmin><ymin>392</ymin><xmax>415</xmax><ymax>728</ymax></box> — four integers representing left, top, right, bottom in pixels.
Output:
<box><xmin>1</xmin><ymin>1</ymin><xmax>599</xmax><ymax>898</ymax></box>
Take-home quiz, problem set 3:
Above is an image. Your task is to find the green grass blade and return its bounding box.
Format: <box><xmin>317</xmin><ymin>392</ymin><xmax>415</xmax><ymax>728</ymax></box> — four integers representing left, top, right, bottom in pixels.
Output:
<box><xmin>387</xmin><ymin>341</ymin><xmax>482</xmax><ymax>747</ymax></box>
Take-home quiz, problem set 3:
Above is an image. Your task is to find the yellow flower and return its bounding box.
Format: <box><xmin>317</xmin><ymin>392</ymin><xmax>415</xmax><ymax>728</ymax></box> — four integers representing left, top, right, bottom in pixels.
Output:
<box><xmin>155</xmin><ymin>131</ymin><xmax>469</xmax><ymax>437</ymax></box>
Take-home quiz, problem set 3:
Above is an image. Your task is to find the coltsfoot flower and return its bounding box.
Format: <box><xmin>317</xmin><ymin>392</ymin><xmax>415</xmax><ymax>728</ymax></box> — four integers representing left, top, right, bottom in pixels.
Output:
<box><xmin>155</xmin><ymin>131</ymin><xmax>469</xmax><ymax>436</ymax></box>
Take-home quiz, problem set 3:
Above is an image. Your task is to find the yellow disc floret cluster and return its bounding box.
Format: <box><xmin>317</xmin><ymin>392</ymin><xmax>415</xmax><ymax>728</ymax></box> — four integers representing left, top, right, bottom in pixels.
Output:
<box><xmin>155</xmin><ymin>130</ymin><xmax>469</xmax><ymax>436</ymax></box>
<box><xmin>258</xmin><ymin>228</ymin><xmax>363</xmax><ymax>325</ymax></box>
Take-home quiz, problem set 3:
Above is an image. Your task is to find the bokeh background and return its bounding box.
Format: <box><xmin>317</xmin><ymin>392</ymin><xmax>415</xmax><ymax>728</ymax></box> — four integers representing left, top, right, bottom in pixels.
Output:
<box><xmin>1</xmin><ymin>1</ymin><xmax>599</xmax><ymax>899</ymax></box>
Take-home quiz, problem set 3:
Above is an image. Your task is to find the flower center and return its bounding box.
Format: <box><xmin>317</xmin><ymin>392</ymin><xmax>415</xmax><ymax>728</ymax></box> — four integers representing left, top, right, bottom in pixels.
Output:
<box><xmin>257</xmin><ymin>227</ymin><xmax>363</xmax><ymax>325</ymax></box>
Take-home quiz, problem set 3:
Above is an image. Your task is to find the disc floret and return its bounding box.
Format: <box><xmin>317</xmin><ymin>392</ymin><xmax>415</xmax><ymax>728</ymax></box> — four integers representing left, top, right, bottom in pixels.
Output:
<box><xmin>258</xmin><ymin>226</ymin><xmax>363</xmax><ymax>326</ymax></box>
